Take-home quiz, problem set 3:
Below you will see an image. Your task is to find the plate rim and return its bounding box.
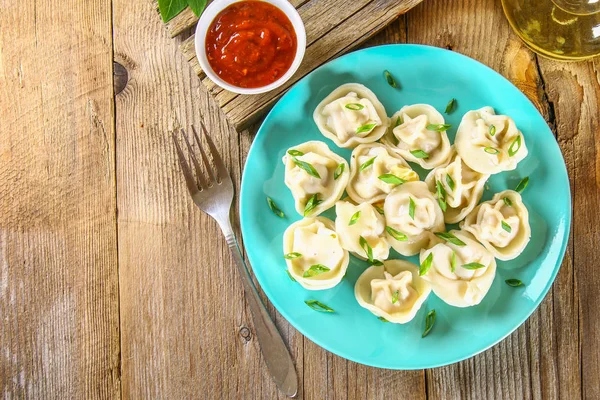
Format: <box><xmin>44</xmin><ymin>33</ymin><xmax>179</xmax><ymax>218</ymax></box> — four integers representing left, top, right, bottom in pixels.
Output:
<box><xmin>238</xmin><ymin>43</ymin><xmax>572</xmax><ymax>369</ymax></box>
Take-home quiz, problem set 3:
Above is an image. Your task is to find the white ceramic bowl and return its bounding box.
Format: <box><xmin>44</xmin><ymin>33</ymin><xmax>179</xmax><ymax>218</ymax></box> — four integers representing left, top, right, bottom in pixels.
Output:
<box><xmin>195</xmin><ymin>0</ymin><xmax>306</xmax><ymax>95</ymax></box>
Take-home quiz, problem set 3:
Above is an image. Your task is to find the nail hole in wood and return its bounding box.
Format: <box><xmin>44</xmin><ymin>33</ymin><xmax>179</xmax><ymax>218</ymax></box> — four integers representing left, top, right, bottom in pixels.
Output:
<box><xmin>113</xmin><ymin>61</ymin><xmax>128</xmax><ymax>95</ymax></box>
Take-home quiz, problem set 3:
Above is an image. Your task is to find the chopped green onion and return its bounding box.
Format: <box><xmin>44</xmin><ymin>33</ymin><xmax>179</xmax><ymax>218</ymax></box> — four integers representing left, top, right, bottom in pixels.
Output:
<box><xmin>374</xmin><ymin>205</ymin><xmax>385</xmax><ymax>215</ymax></box>
<box><xmin>445</xmin><ymin>98</ymin><xmax>456</xmax><ymax>114</ymax></box>
<box><xmin>305</xmin><ymin>299</ymin><xmax>334</xmax><ymax>313</ymax></box>
<box><xmin>508</xmin><ymin>135</ymin><xmax>522</xmax><ymax>156</ymax></box>
<box><xmin>287</xmin><ymin>149</ymin><xmax>304</xmax><ymax>157</ymax></box>
<box><xmin>426</xmin><ymin>123</ymin><xmax>451</xmax><ymax>132</ymax></box>
<box><xmin>484</xmin><ymin>146</ymin><xmax>500</xmax><ymax>155</ymax></box>
<box><xmin>293</xmin><ymin>157</ymin><xmax>321</xmax><ymax>179</ymax></box>
<box><xmin>372</xmin><ymin>260</ymin><xmax>384</xmax><ymax>266</ymax></box>
<box><xmin>422</xmin><ymin>310</ymin><xmax>436</xmax><ymax>338</ymax></box>
<box><xmin>267</xmin><ymin>197</ymin><xmax>284</xmax><ymax>218</ymax></box>
<box><xmin>394</xmin><ymin>115</ymin><xmax>404</xmax><ymax>127</ymax></box>
<box><xmin>462</xmin><ymin>262</ymin><xmax>486</xmax><ymax>270</ymax></box>
<box><xmin>334</xmin><ymin>163</ymin><xmax>345</xmax><ymax>180</ymax></box>
<box><xmin>378</xmin><ymin>174</ymin><xmax>405</xmax><ymax>185</ymax></box>
<box><xmin>359</xmin><ymin>156</ymin><xmax>376</xmax><ymax>171</ymax></box>
<box><xmin>489</xmin><ymin>125</ymin><xmax>496</xmax><ymax>136</ymax></box>
<box><xmin>505</xmin><ymin>278</ymin><xmax>524</xmax><ymax>287</ymax></box>
<box><xmin>390</xmin><ymin>133</ymin><xmax>400</xmax><ymax>146</ymax></box>
<box><xmin>410</xmin><ymin>149</ymin><xmax>429</xmax><ymax>159</ymax></box>
<box><xmin>286</xmin><ymin>270</ymin><xmax>296</xmax><ymax>282</ymax></box>
<box><xmin>349</xmin><ymin>211</ymin><xmax>361</xmax><ymax>226</ymax></box>
<box><xmin>378</xmin><ymin>316</ymin><xmax>389</xmax><ymax>322</ymax></box>
<box><xmin>515</xmin><ymin>176</ymin><xmax>529</xmax><ymax>193</ymax></box>
<box><xmin>384</xmin><ymin>70</ymin><xmax>398</xmax><ymax>88</ymax></box>
<box><xmin>450</xmin><ymin>251</ymin><xmax>457</xmax><ymax>273</ymax></box>
<box><xmin>501</xmin><ymin>221</ymin><xmax>512</xmax><ymax>233</ymax></box>
<box><xmin>446</xmin><ymin>174</ymin><xmax>455</xmax><ymax>191</ymax></box>
<box><xmin>303</xmin><ymin>264</ymin><xmax>330</xmax><ymax>278</ymax></box>
<box><xmin>419</xmin><ymin>253</ymin><xmax>433</xmax><ymax>276</ymax></box>
<box><xmin>345</xmin><ymin>103</ymin><xmax>364</xmax><ymax>111</ymax></box>
<box><xmin>386</xmin><ymin>226</ymin><xmax>407</xmax><ymax>241</ymax></box>
<box><xmin>436</xmin><ymin>180</ymin><xmax>447</xmax><ymax>212</ymax></box>
<box><xmin>359</xmin><ymin>236</ymin><xmax>374</xmax><ymax>262</ymax></box>
<box><xmin>503</xmin><ymin>197</ymin><xmax>512</xmax><ymax>207</ymax></box>
<box><xmin>284</xmin><ymin>252</ymin><xmax>302</xmax><ymax>260</ymax></box>
<box><xmin>409</xmin><ymin>196</ymin><xmax>416</xmax><ymax>219</ymax></box>
<box><xmin>392</xmin><ymin>290</ymin><xmax>399</xmax><ymax>304</ymax></box>
<box><xmin>435</xmin><ymin>232</ymin><xmax>466</xmax><ymax>246</ymax></box>
<box><xmin>304</xmin><ymin>193</ymin><xmax>323</xmax><ymax>216</ymax></box>
<box><xmin>356</xmin><ymin>123</ymin><xmax>377</xmax><ymax>134</ymax></box>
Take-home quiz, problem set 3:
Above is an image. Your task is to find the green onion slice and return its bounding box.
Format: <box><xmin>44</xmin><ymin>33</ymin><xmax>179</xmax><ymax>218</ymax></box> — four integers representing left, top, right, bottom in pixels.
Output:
<box><xmin>408</xmin><ymin>196</ymin><xmax>416</xmax><ymax>219</ymax></box>
<box><xmin>426</xmin><ymin>123</ymin><xmax>451</xmax><ymax>132</ymax></box>
<box><xmin>378</xmin><ymin>174</ymin><xmax>405</xmax><ymax>185</ymax></box>
<box><xmin>303</xmin><ymin>264</ymin><xmax>330</xmax><ymax>278</ymax></box>
<box><xmin>489</xmin><ymin>124</ymin><xmax>496</xmax><ymax>136</ymax></box>
<box><xmin>384</xmin><ymin>70</ymin><xmax>398</xmax><ymax>88</ymax></box>
<box><xmin>445</xmin><ymin>98</ymin><xmax>456</xmax><ymax>114</ymax></box>
<box><xmin>515</xmin><ymin>176</ymin><xmax>529</xmax><ymax>193</ymax></box>
<box><xmin>435</xmin><ymin>232</ymin><xmax>466</xmax><ymax>246</ymax></box>
<box><xmin>410</xmin><ymin>149</ymin><xmax>429</xmax><ymax>159</ymax></box>
<box><xmin>446</xmin><ymin>174</ymin><xmax>455</xmax><ymax>191</ymax></box>
<box><xmin>305</xmin><ymin>299</ymin><xmax>334</xmax><ymax>312</ymax></box>
<box><xmin>293</xmin><ymin>157</ymin><xmax>321</xmax><ymax>178</ymax></box>
<box><xmin>303</xmin><ymin>193</ymin><xmax>323</xmax><ymax>216</ymax></box>
<box><xmin>462</xmin><ymin>262</ymin><xmax>486</xmax><ymax>270</ymax></box>
<box><xmin>349</xmin><ymin>211</ymin><xmax>361</xmax><ymax>226</ymax></box>
<box><xmin>505</xmin><ymin>278</ymin><xmax>524</xmax><ymax>287</ymax></box>
<box><xmin>419</xmin><ymin>253</ymin><xmax>433</xmax><ymax>276</ymax></box>
<box><xmin>356</xmin><ymin>123</ymin><xmax>377</xmax><ymax>134</ymax></box>
<box><xmin>267</xmin><ymin>197</ymin><xmax>284</xmax><ymax>218</ymax></box>
<box><xmin>334</xmin><ymin>163</ymin><xmax>345</xmax><ymax>180</ymax></box>
<box><xmin>386</xmin><ymin>226</ymin><xmax>408</xmax><ymax>241</ymax></box>
<box><xmin>359</xmin><ymin>236</ymin><xmax>374</xmax><ymax>262</ymax></box>
<box><xmin>284</xmin><ymin>252</ymin><xmax>302</xmax><ymax>260</ymax></box>
<box><xmin>501</xmin><ymin>221</ymin><xmax>512</xmax><ymax>233</ymax></box>
<box><xmin>345</xmin><ymin>103</ymin><xmax>364</xmax><ymax>111</ymax></box>
<box><xmin>422</xmin><ymin>310</ymin><xmax>436</xmax><ymax>338</ymax></box>
<box><xmin>484</xmin><ymin>146</ymin><xmax>500</xmax><ymax>155</ymax></box>
<box><xmin>287</xmin><ymin>149</ymin><xmax>304</xmax><ymax>157</ymax></box>
<box><xmin>508</xmin><ymin>135</ymin><xmax>522</xmax><ymax>156</ymax></box>
<box><xmin>359</xmin><ymin>156</ymin><xmax>376</xmax><ymax>171</ymax></box>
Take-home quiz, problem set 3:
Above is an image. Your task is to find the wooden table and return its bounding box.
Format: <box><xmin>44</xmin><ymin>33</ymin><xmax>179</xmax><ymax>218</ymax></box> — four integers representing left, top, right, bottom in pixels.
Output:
<box><xmin>1</xmin><ymin>0</ymin><xmax>597</xmax><ymax>398</ymax></box>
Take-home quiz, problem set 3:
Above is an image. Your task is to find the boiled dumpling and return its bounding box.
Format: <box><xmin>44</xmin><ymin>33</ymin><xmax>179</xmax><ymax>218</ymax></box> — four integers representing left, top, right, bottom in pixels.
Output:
<box><xmin>335</xmin><ymin>200</ymin><xmax>390</xmax><ymax>262</ymax></box>
<box><xmin>382</xmin><ymin>104</ymin><xmax>452</xmax><ymax>169</ymax></box>
<box><xmin>455</xmin><ymin>107</ymin><xmax>528</xmax><ymax>174</ymax></box>
<box><xmin>313</xmin><ymin>83</ymin><xmax>389</xmax><ymax>148</ymax></box>
<box><xmin>282</xmin><ymin>141</ymin><xmax>350</xmax><ymax>217</ymax></box>
<box><xmin>346</xmin><ymin>143</ymin><xmax>419</xmax><ymax>204</ymax></box>
<box><xmin>419</xmin><ymin>230</ymin><xmax>496</xmax><ymax>307</ymax></box>
<box><xmin>383</xmin><ymin>181</ymin><xmax>445</xmax><ymax>256</ymax></box>
<box><xmin>355</xmin><ymin>260</ymin><xmax>431</xmax><ymax>323</ymax></box>
<box><xmin>283</xmin><ymin>216</ymin><xmax>349</xmax><ymax>290</ymax></box>
<box><xmin>460</xmin><ymin>190</ymin><xmax>531</xmax><ymax>260</ymax></box>
<box><xmin>424</xmin><ymin>150</ymin><xmax>490</xmax><ymax>224</ymax></box>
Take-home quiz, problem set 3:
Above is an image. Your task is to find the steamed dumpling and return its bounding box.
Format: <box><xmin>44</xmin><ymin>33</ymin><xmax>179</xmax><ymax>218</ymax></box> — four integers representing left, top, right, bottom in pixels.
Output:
<box><xmin>424</xmin><ymin>150</ymin><xmax>490</xmax><ymax>224</ymax></box>
<box><xmin>355</xmin><ymin>260</ymin><xmax>431</xmax><ymax>323</ymax></box>
<box><xmin>383</xmin><ymin>181</ymin><xmax>445</xmax><ymax>256</ymax></box>
<box><xmin>382</xmin><ymin>104</ymin><xmax>452</xmax><ymax>169</ymax></box>
<box><xmin>335</xmin><ymin>200</ymin><xmax>390</xmax><ymax>261</ymax></box>
<box><xmin>455</xmin><ymin>107</ymin><xmax>528</xmax><ymax>174</ymax></box>
<box><xmin>460</xmin><ymin>190</ymin><xmax>531</xmax><ymax>260</ymax></box>
<box><xmin>346</xmin><ymin>143</ymin><xmax>419</xmax><ymax>204</ymax></box>
<box><xmin>419</xmin><ymin>230</ymin><xmax>496</xmax><ymax>307</ymax></box>
<box><xmin>283</xmin><ymin>216</ymin><xmax>349</xmax><ymax>290</ymax></box>
<box><xmin>313</xmin><ymin>83</ymin><xmax>389</xmax><ymax>148</ymax></box>
<box><xmin>282</xmin><ymin>141</ymin><xmax>349</xmax><ymax>217</ymax></box>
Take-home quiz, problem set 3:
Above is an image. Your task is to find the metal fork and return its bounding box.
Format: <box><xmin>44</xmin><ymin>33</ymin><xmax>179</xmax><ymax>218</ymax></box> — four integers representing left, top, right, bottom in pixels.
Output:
<box><xmin>172</xmin><ymin>123</ymin><xmax>298</xmax><ymax>398</ymax></box>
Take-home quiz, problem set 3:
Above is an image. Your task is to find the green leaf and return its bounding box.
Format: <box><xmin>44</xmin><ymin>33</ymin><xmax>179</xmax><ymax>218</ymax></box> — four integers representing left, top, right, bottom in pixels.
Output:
<box><xmin>446</xmin><ymin>174</ymin><xmax>455</xmax><ymax>191</ymax></box>
<box><xmin>304</xmin><ymin>193</ymin><xmax>323</xmax><ymax>216</ymax></box>
<box><xmin>378</xmin><ymin>316</ymin><xmax>389</xmax><ymax>322</ymax></box>
<box><xmin>408</xmin><ymin>196</ymin><xmax>416</xmax><ymax>220</ymax></box>
<box><xmin>303</xmin><ymin>264</ymin><xmax>330</xmax><ymax>278</ymax></box>
<box><xmin>410</xmin><ymin>149</ymin><xmax>429</xmax><ymax>159</ymax></box>
<box><xmin>426</xmin><ymin>123</ymin><xmax>451</xmax><ymax>132</ymax></box>
<box><xmin>392</xmin><ymin>290</ymin><xmax>399</xmax><ymax>304</ymax></box>
<box><xmin>484</xmin><ymin>146</ymin><xmax>500</xmax><ymax>155</ymax></box>
<box><xmin>501</xmin><ymin>221</ymin><xmax>512</xmax><ymax>233</ymax></box>
<box><xmin>462</xmin><ymin>262</ymin><xmax>486</xmax><ymax>270</ymax></box>
<box><xmin>374</xmin><ymin>205</ymin><xmax>385</xmax><ymax>215</ymax></box>
<box><xmin>359</xmin><ymin>236</ymin><xmax>374</xmax><ymax>262</ymax></box>
<box><xmin>505</xmin><ymin>278</ymin><xmax>524</xmax><ymax>287</ymax></box>
<box><xmin>359</xmin><ymin>156</ymin><xmax>376</xmax><ymax>171</ymax></box>
<box><xmin>349</xmin><ymin>211</ymin><xmax>361</xmax><ymax>226</ymax></box>
<box><xmin>386</xmin><ymin>226</ymin><xmax>407</xmax><ymax>241</ymax></box>
<box><xmin>445</xmin><ymin>98</ymin><xmax>456</xmax><ymax>114</ymax></box>
<box><xmin>187</xmin><ymin>0</ymin><xmax>207</xmax><ymax>17</ymax></box>
<box><xmin>383</xmin><ymin>70</ymin><xmax>398</xmax><ymax>88</ymax></box>
<box><xmin>287</xmin><ymin>149</ymin><xmax>304</xmax><ymax>157</ymax></box>
<box><xmin>345</xmin><ymin>103</ymin><xmax>364</xmax><ymax>110</ymax></box>
<box><xmin>293</xmin><ymin>157</ymin><xmax>321</xmax><ymax>179</ymax></box>
<box><xmin>435</xmin><ymin>232</ymin><xmax>466</xmax><ymax>246</ymax></box>
<box><xmin>286</xmin><ymin>270</ymin><xmax>296</xmax><ymax>282</ymax></box>
<box><xmin>378</xmin><ymin>174</ymin><xmax>405</xmax><ymax>185</ymax></box>
<box><xmin>489</xmin><ymin>124</ymin><xmax>496</xmax><ymax>136</ymax></box>
<box><xmin>436</xmin><ymin>180</ymin><xmax>447</xmax><ymax>212</ymax></box>
<box><xmin>334</xmin><ymin>163</ymin><xmax>345</xmax><ymax>180</ymax></box>
<box><xmin>419</xmin><ymin>253</ymin><xmax>433</xmax><ymax>276</ymax></box>
<box><xmin>503</xmin><ymin>197</ymin><xmax>513</xmax><ymax>207</ymax></box>
<box><xmin>267</xmin><ymin>197</ymin><xmax>285</xmax><ymax>218</ymax></box>
<box><xmin>356</xmin><ymin>123</ymin><xmax>378</xmax><ymax>134</ymax></box>
<box><xmin>422</xmin><ymin>310</ymin><xmax>436</xmax><ymax>338</ymax></box>
<box><xmin>158</xmin><ymin>0</ymin><xmax>187</xmax><ymax>22</ymax></box>
<box><xmin>508</xmin><ymin>135</ymin><xmax>522</xmax><ymax>156</ymax></box>
<box><xmin>394</xmin><ymin>115</ymin><xmax>404</xmax><ymax>127</ymax></box>
<box><xmin>515</xmin><ymin>176</ymin><xmax>529</xmax><ymax>193</ymax></box>
<box><xmin>284</xmin><ymin>252</ymin><xmax>302</xmax><ymax>260</ymax></box>
<box><xmin>305</xmin><ymin>299</ymin><xmax>334</xmax><ymax>313</ymax></box>
<box><xmin>450</xmin><ymin>251</ymin><xmax>457</xmax><ymax>273</ymax></box>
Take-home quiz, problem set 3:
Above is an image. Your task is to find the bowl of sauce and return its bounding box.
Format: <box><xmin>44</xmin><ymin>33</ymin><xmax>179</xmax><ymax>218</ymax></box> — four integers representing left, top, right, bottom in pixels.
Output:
<box><xmin>195</xmin><ymin>0</ymin><xmax>306</xmax><ymax>94</ymax></box>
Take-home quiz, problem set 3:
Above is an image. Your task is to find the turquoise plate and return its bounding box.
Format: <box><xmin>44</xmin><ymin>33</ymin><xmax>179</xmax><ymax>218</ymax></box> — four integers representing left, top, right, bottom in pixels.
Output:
<box><xmin>239</xmin><ymin>44</ymin><xmax>571</xmax><ymax>369</ymax></box>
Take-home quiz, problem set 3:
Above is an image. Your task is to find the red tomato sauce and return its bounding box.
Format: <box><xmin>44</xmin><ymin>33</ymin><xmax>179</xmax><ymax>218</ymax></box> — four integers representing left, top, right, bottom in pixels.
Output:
<box><xmin>205</xmin><ymin>1</ymin><xmax>298</xmax><ymax>88</ymax></box>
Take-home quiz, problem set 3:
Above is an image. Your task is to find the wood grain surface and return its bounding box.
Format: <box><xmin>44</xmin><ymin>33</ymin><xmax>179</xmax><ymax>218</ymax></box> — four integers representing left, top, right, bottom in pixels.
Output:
<box><xmin>1</xmin><ymin>0</ymin><xmax>599</xmax><ymax>398</ymax></box>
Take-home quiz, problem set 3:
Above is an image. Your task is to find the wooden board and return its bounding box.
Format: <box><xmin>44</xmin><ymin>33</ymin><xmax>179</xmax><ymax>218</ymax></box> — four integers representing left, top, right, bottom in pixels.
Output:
<box><xmin>0</xmin><ymin>0</ymin><xmax>120</xmax><ymax>398</ymax></box>
<box><xmin>165</xmin><ymin>0</ymin><xmax>424</xmax><ymax>130</ymax></box>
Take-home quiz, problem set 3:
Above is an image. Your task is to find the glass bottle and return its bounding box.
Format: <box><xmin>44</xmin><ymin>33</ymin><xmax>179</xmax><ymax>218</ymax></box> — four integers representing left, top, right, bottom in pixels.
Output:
<box><xmin>501</xmin><ymin>0</ymin><xmax>600</xmax><ymax>60</ymax></box>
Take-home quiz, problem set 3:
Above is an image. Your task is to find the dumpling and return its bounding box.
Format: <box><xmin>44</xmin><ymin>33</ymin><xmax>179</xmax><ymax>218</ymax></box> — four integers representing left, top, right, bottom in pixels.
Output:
<box><xmin>454</xmin><ymin>107</ymin><xmax>528</xmax><ymax>174</ymax></box>
<box><xmin>382</xmin><ymin>104</ymin><xmax>452</xmax><ymax>169</ymax></box>
<box><xmin>354</xmin><ymin>260</ymin><xmax>431</xmax><ymax>323</ymax></box>
<box><xmin>335</xmin><ymin>200</ymin><xmax>390</xmax><ymax>262</ymax></box>
<box><xmin>460</xmin><ymin>190</ymin><xmax>531</xmax><ymax>260</ymax></box>
<box><xmin>346</xmin><ymin>143</ymin><xmax>419</xmax><ymax>204</ymax></box>
<box><xmin>283</xmin><ymin>216</ymin><xmax>349</xmax><ymax>290</ymax></box>
<box><xmin>282</xmin><ymin>141</ymin><xmax>350</xmax><ymax>217</ymax></box>
<box><xmin>424</xmin><ymin>150</ymin><xmax>490</xmax><ymax>224</ymax></box>
<box><xmin>419</xmin><ymin>230</ymin><xmax>496</xmax><ymax>308</ymax></box>
<box><xmin>383</xmin><ymin>181</ymin><xmax>445</xmax><ymax>256</ymax></box>
<box><xmin>313</xmin><ymin>83</ymin><xmax>389</xmax><ymax>148</ymax></box>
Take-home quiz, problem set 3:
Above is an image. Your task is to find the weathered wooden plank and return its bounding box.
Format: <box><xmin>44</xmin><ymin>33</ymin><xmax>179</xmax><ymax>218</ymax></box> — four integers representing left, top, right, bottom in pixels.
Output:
<box><xmin>0</xmin><ymin>0</ymin><xmax>120</xmax><ymax>398</ymax></box>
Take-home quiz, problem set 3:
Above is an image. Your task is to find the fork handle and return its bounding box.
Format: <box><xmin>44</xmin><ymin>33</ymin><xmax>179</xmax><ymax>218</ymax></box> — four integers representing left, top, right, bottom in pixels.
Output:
<box><xmin>223</xmin><ymin>228</ymin><xmax>298</xmax><ymax>398</ymax></box>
